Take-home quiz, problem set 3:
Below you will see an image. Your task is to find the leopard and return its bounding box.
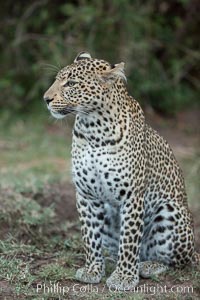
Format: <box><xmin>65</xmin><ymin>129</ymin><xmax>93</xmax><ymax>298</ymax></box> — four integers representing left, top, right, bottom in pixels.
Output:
<box><xmin>43</xmin><ymin>51</ymin><xmax>200</xmax><ymax>291</ymax></box>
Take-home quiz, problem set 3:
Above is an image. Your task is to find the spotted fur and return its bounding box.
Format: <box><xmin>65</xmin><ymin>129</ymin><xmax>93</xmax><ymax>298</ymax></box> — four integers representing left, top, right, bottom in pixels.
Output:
<box><xmin>43</xmin><ymin>52</ymin><xmax>200</xmax><ymax>290</ymax></box>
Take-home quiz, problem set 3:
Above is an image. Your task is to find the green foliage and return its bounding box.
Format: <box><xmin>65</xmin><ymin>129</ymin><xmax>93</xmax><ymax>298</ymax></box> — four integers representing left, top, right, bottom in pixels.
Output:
<box><xmin>0</xmin><ymin>0</ymin><xmax>199</xmax><ymax>115</ymax></box>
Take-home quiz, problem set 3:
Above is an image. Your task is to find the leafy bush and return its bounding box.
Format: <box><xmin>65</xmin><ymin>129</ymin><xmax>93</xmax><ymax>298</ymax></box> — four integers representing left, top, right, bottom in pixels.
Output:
<box><xmin>1</xmin><ymin>0</ymin><xmax>199</xmax><ymax>115</ymax></box>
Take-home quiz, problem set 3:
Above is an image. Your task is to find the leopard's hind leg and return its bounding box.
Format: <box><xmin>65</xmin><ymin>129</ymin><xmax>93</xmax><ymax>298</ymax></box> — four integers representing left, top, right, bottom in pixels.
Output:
<box><xmin>140</xmin><ymin>201</ymin><xmax>195</xmax><ymax>277</ymax></box>
<box><xmin>139</xmin><ymin>261</ymin><xmax>169</xmax><ymax>278</ymax></box>
<box><xmin>102</xmin><ymin>203</ymin><xmax>120</xmax><ymax>261</ymax></box>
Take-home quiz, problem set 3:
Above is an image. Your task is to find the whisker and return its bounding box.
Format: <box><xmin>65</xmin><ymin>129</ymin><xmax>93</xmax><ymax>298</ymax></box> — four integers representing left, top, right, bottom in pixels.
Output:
<box><xmin>62</xmin><ymin>116</ymin><xmax>71</xmax><ymax>129</ymax></box>
<box><xmin>77</xmin><ymin>105</ymin><xmax>91</xmax><ymax>114</ymax></box>
<box><xmin>41</xmin><ymin>63</ymin><xmax>60</xmax><ymax>72</ymax></box>
<box><xmin>39</xmin><ymin>64</ymin><xmax>60</xmax><ymax>76</ymax></box>
<box><xmin>65</xmin><ymin>107</ymin><xmax>89</xmax><ymax>116</ymax></box>
<box><xmin>76</xmin><ymin>110</ymin><xmax>89</xmax><ymax>115</ymax></box>
<box><xmin>55</xmin><ymin>60</ymin><xmax>62</xmax><ymax>70</ymax></box>
<box><xmin>78</xmin><ymin>105</ymin><xmax>95</xmax><ymax>114</ymax></box>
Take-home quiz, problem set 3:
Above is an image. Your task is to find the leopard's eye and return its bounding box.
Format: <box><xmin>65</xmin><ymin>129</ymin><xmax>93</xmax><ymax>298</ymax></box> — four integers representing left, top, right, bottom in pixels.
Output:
<box><xmin>64</xmin><ymin>80</ymin><xmax>77</xmax><ymax>87</ymax></box>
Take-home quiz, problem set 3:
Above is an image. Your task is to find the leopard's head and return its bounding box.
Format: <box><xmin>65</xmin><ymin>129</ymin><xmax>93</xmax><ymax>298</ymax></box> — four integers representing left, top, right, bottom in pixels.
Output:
<box><xmin>43</xmin><ymin>52</ymin><xmax>125</xmax><ymax>119</ymax></box>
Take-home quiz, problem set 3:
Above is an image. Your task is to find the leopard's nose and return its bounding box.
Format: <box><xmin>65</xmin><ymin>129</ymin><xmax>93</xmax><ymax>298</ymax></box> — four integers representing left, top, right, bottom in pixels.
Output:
<box><xmin>44</xmin><ymin>96</ymin><xmax>53</xmax><ymax>105</ymax></box>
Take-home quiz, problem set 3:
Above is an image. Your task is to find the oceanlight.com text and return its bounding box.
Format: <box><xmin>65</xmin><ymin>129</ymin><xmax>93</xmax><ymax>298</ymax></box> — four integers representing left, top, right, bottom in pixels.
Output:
<box><xmin>36</xmin><ymin>281</ymin><xmax>194</xmax><ymax>296</ymax></box>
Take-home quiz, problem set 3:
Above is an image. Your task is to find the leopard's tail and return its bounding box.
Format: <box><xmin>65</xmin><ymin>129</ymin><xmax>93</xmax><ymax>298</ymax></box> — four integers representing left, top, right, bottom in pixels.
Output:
<box><xmin>192</xmin><ymin>251</ymin><xmax>200</xmax><ymax>265</ymax></box>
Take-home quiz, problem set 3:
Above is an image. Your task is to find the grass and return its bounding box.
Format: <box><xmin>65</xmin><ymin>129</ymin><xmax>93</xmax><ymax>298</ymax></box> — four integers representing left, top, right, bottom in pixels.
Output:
<box><xmin>0</xmin><ymin>111</ymin><xmax>73</xmax><ymax>190</ymax></box>
<box><xmin>182</xmin><ymin>155</ymin><xmax>200</xmax><ymax>207</ymax></box>
<box><xmin>0</xmin><ymin>112</ymin><xmax>199</xmax><ymax>299</ymax></box>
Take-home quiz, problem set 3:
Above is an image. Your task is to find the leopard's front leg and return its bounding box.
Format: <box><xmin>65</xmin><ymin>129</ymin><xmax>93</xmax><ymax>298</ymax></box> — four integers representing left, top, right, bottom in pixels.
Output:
<box><xmin>75</xmin><ymin>193</ymin><xmax>105</xmax><ymax>283</ymax></box>
<box><xmin>106</xmin><ymin>196</ymin><xmax>144</xmax><ymax>291</ymax></box>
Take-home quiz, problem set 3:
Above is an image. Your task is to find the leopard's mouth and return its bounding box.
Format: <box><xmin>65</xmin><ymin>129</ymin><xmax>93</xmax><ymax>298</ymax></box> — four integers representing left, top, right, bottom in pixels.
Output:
<box><xmin>49</xmin><ymin>107</ymin><xmax>75</xmax><ymax>119</ymax></box>
<box><xmin>50</xmin><ymin>110</ymin><xmax>66</xmax><ymax>119</ymax></box>
<box><xmin>49</xmin><ymin>104</ymin><xmax>89</xmax><ymax>119</ymax></box>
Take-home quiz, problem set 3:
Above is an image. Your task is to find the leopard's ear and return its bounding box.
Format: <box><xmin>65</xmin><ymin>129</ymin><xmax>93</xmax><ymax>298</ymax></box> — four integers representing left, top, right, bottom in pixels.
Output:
<box><xmin>74</xmin><ymin>52</ymin><xmax>92</xmax><ymax>63</ymax></box>
<box><xmin>99</xmin><ymin>62</ymin><xmax>126</xmax><ymax>86</ymax></box>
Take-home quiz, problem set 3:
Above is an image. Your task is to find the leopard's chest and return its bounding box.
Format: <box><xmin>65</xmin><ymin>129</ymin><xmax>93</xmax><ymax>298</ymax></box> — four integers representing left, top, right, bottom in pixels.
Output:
<box><xmin>72</xmin><ymin>141</ymin><xmax>131</xmax><ymax>203</ymax></box>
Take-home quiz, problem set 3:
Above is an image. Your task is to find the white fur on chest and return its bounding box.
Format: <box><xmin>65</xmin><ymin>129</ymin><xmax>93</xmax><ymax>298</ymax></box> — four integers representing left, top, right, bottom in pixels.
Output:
<box><xmin>72</xmin><ymin>140</ymin><xmax>126</xmax><ymax>203</ymax></box>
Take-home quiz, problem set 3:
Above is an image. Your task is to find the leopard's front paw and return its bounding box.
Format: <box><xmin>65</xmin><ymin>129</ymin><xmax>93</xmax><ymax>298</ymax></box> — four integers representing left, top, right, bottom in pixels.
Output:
<box><xmin>106</xmin><ymin>270</ymin><xmax>139</xmax><ymax>291</ymax></box>
<box><xmin>75</xmin><ymin>266</ymin><xmax>105</xmax><ymax>284</ymax></box>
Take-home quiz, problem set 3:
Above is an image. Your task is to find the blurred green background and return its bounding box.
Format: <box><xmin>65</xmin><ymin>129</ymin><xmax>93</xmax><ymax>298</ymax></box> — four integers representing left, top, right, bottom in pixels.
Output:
<box><xmin>1</xmin><ymin>0</ymin><xmax>199</xmax><ymax>116</ymax></box>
